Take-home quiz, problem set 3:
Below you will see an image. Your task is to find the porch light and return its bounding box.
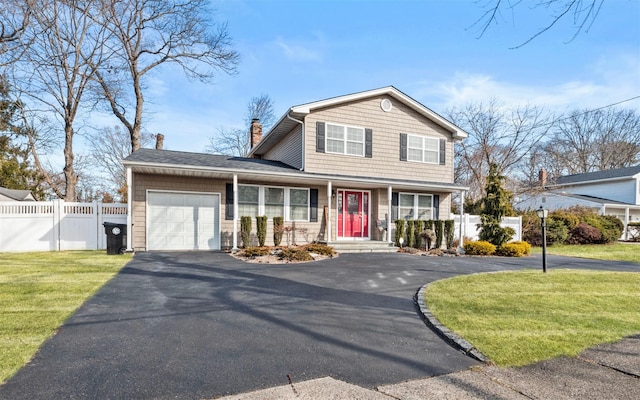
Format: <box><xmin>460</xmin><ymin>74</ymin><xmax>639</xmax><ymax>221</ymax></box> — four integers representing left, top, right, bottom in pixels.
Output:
<box><xmin>536</xmin><ymin>206</ymin><xmax>548</xmax><ymax>273</ymax></box>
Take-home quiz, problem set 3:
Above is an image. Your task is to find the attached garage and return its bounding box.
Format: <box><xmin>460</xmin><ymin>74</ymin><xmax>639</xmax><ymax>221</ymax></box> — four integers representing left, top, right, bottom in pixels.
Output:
<box><xmin>147</xmin><ymin>191</ymin><xmax>220</xmax><ymax>251</ymax></box>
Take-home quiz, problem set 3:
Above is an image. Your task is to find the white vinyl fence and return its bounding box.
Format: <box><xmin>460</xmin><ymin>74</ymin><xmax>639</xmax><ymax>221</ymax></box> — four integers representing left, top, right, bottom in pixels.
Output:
<box><xmin>451</xmin><ymin>213</ymin><xmax>522</xmax><ymax>243</ymax></box>
<box><xmin>0</xmin><ymin>200</ymin><xmax>127</xmax><ymax>252</ymax></box>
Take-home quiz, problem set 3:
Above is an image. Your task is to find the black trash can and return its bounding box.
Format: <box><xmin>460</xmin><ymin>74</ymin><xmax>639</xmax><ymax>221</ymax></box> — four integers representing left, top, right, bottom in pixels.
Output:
<box><xmin>103</xmin><ymin>222</ymin><xmax>127</xmax><ymax>255</ymax></box>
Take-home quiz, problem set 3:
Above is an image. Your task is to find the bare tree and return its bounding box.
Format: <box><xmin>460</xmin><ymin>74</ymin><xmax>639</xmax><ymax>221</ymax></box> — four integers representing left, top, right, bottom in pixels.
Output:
<box><xmin>208</xmin><ymin>94</ymin><xmax>276</xmax><ymax>156</ymax></box>
<box><xmin>88</xmin><ymin>125</ymin><xmax>152</xmax><ymax>201</ymax></box>
<box><xmin>0</xmin><ymin>0</ymin><xmax>33</xmax><ymax>59</ymax></box>
<box><xmin>473</xmin><ymin>0</ymin><xmax>604</xmax><ymax>47</ymax></box>
<box><xmin>93</xmin><ymin>0</ymin><xmax>239</xmax><ymax>152</ymax></box>
<box><xmin>6</xmin><ymin>0</ymin><xmax>107</xmax><ymax>200</ymax></box>
<box><xmin>538</xmin><ymin>108</ymin><xmax>640</xmax><ymax>179</ymax></box>
<box><xmin>447</xmin><ymin>100</ymin><xmax>553</xmax><ymax>201</ymax></box>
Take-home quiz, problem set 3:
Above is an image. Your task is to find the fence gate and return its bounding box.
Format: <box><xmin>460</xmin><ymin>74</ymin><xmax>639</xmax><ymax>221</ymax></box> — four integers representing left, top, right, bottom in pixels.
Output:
<box><xmin>0</xmin><ymin>200</ymin><xmax>127</xmax><ymax>252</ymax></box>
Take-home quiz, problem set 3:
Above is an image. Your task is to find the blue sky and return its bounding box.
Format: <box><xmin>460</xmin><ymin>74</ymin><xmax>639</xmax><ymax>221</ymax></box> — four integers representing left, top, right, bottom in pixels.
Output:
<box><xmin>125</xmin><ymin>0</ymin><xmax>640</xmax><ymax>153</ymax></box>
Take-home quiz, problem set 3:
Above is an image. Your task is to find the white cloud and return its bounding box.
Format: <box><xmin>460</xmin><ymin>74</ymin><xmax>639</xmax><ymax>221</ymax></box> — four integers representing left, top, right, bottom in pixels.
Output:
<box><xmin>413</xmin><ymin>53</ymin><xmax>640</xmax><ymax>113</ymax></box>
<box><xmin>273</xmin><ymin>36</ymin><xmax>322</xmax><ymax>62</ymax></box>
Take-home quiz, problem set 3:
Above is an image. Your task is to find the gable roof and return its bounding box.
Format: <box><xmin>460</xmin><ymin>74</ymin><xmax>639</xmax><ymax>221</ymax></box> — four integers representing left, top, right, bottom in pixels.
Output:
<box><xmin>0</xmin><ymin>186</ymin><xmax>36</xmax><ymax>201</ymax></box>
<box><xmin>250</xmin><ymin>86</ymin><xmax>468</xmax><ymax>156</ymax></box>
<box><xmin>554</xmin><ymin>165</ymin><xmax>640</xmax><ymax>185</ymax></box>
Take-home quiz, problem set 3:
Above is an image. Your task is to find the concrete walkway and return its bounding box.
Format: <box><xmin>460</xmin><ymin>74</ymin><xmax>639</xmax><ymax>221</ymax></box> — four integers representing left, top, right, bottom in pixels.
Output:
<box><xmin>215</xmin><ymin>334</ymin><xmax>640</xmax><ymax>399</ymax></box>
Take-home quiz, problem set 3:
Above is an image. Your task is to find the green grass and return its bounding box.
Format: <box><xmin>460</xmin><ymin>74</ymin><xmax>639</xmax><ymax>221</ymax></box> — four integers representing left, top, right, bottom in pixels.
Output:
<box><xmin>0</xmin><ymin>251</ymin><xmax>132</xmax><ymax>384</ymax></box>
<box><xmin>531</xmin><ymin>242</ymin><xmax>640</xmax><ymax>263</ymax></box>
<box><xmin>426</xmin><ymin>269</ymin><xmax>640</xmax><ymax>367</ymax></box>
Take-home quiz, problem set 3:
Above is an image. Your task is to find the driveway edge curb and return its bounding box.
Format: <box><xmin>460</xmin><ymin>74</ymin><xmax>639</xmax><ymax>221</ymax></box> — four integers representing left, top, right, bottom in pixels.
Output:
<box><xmin>415</xmin><ymin>283</ymin><xmax>490</xmax><ymax>363</ymax></box>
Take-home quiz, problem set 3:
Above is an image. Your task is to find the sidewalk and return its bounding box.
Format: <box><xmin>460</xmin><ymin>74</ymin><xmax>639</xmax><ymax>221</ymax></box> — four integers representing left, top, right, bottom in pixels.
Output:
<box><xmin>213</xmin><ymin>335</ymin><xmax>640</xmax><ymax>399</ymax></box>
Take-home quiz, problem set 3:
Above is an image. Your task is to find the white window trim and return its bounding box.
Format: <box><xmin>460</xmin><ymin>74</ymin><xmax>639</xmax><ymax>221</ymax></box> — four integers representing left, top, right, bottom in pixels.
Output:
<box><xmin>399</xmin><ymin>192</ymin><xmax>434</xmax><ymax>220</ymax></box>
<box><xmin>236</xmin><ymin>184</ymin><xmax>310</xmax><ymax>222</ymax></box>
<box><xmin>325</xmin><ymin>122</ymin><xmax>365</xmax><ymax>157</ymax></box>
<box><xmin>287</xmin><ymin>187</ymin><xmax>310</xmax><ymax>222</ymax></box>
<box><xmin>407</xmin><ymin>134</ymin><xmax>440</xmax><ymax>164</ymax></box>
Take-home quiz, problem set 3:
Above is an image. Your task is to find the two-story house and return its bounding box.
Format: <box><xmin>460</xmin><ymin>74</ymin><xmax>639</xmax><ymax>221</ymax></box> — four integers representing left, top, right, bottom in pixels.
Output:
<box><xmin>122</xmin><ymin>86</ymin><xmax>468</xmax><ymax>251</ymax></box>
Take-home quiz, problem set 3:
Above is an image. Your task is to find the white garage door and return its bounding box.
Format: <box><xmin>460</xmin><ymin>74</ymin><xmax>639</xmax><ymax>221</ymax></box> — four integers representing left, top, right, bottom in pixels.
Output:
<box><xmin>147</xmin><ymin>191</ymin><xmax>220</xmax><ymax>251</ymax></box>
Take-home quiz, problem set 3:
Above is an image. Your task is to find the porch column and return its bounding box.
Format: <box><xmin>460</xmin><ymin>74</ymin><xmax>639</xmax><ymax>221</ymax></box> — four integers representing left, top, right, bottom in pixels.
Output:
<box><xmin>625</xmin><ymin>207</ymin><xmax>630</xmax><ymax>240</ymax></box>
<box><xmin>126</xmin><ymin>167</ymin><xmax>133</xmax><ymax>252</ymax></box>
<box><xmin>458</xmin><ymin>190</ymin><xmax>465</xmax><ymax>250</ymax></box>
<box><xmin>327</xmin><ymin>181</ymin><xmax>332</xmax><ymax>243</ymax></box>
<box><xmin>232</xmin><ymin>174</ymin><xmax>238</xmax><ymax>251</ymax></box>
<box><xmin>387</xmin><ymin>185</ymin><xmax>392</xmax><ymax>244</ymax></box>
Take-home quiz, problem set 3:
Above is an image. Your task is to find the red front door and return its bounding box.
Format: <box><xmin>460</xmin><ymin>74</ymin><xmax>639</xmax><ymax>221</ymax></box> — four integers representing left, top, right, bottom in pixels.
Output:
<box><xmin>337</xmin><ymin>190</ymin><xmax>369</xmax><ymax>238</ymax></box>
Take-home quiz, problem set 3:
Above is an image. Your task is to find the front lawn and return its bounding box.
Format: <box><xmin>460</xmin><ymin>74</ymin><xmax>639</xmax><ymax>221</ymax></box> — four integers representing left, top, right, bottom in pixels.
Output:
<box><xmin>531</xmin><ymin>242</ymin><xmax>640</xmax><ymax>263</ymax></box>
<box><xmin>0</xmin><ymin>251</ymin><xmax>132</xmax><ymax>384</ymax></box>
<box><xmin>426</xmin><ymin>269</ymin><xmax>640</xmax><ymax>367</ymax></box>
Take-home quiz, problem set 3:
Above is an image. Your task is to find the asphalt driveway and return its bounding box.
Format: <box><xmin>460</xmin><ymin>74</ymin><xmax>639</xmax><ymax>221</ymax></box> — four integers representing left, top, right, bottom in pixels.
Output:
<box><xmin>1</xmin><ymin>252</ymin><xmax>637</xmax><ymax>399</ymax></box>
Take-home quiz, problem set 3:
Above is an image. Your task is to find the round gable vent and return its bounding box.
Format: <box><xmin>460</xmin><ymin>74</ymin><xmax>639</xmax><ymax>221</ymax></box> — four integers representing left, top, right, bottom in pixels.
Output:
<box><xmin>380</xmin><ymin>98</ymin><xmax>392</xmax><ymax>112</ymax></box>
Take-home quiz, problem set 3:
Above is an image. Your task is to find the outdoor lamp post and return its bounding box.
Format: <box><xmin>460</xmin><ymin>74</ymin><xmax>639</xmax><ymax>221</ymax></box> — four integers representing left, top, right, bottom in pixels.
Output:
<box><xmin>536</xmin><ymin>206</ymin><xmax>549</xmax><ymax>273</ymax></box>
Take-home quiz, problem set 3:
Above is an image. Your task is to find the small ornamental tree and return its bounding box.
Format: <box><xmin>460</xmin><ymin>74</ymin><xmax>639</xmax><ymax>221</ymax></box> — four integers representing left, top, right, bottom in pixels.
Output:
<box><xmin>406</xmin><ymin>219</ymin><xmax>416</xmax><ymax>248</ymax></box>
<box><xmin>240</xmin><ymin>216</ymin><xmax>252</xmax><ymax>248</ymax></box>
<box><xmin>478</xmin><ymin>163</ymin><xmax>514</xmax><ymax>246</ymax></box>
<box><xmin>444</xmin><ymin>219</ymin><xmax>455</xmax><ymax>249</ymax></box>
<box><xmin>256</xmin><ymin>216</ymin><xmax>267</xmax><ymax>247</ymax></box>
<box><xmin>434</xmin><ymin>220</ymin><xmax>444</xmax><ymax>249</ymax></box>
<box><xmin>273</xmin><ymin>216</ymin><xmax>284</xmax><ymax>246</ymax></box>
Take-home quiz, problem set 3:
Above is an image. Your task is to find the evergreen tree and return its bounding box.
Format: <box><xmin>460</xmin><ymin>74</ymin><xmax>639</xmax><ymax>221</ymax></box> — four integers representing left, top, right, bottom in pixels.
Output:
<box><xmin>478</xmin><ymin>163</ymin><xmax>514</xmax><ymax>246</ymax></box>
<box><xmin>0</xmin><ymin>76</ymin><xmax>43</xmax><ymax>198</ymax></box>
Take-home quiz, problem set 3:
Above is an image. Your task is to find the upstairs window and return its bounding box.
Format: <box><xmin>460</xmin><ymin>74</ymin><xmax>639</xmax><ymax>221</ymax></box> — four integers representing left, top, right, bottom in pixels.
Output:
<box><xmin>326</xmin><ymin>123</ymin><xmax>365</xmax><ymax>157</ymax></box>
<box><xmin>407</xmin><ymin>134</ymin><xmax>440</xmax><ymax>164</ymax></box>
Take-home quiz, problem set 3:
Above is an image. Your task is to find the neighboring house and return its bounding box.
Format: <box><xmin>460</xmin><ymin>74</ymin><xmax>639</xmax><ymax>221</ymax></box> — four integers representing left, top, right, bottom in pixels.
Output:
<box><xmin>122</xmin><ymin>86</ymin><xmax>468</xmax><ymax>251</ymax></box>
<box><xmin>0</xmin><ymin>186</ymin><xmax>36</xmax><ymax>201</ymax></box>
<box><xmin>515</xmin><ymin>165</ymin><xmax>640</xmax><ymax>240</ymax></box>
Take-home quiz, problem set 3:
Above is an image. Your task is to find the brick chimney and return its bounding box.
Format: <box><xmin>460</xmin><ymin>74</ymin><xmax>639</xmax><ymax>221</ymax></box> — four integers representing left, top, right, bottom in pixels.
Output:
<box><xmin>250</xmin><ymin>119</ymin><xmax>262</xmax><ymax>150</ymax></box>
<box><xmin>155</xmin><ymin>133</ymin><xmax>164</xmax><ymax>150</ymax></box>
<box><xmin>538</xmin><ymin>169</ymin><xmax>547</xmax><ymax>187</ymax></box>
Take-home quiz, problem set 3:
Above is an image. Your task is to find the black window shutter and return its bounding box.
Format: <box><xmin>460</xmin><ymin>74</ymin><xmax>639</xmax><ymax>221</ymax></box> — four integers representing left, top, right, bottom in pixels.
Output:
<box><xmin>391</xmin><ymin>192</ymin><xmax>399</xmax><ymax>221</ymax></box>
<box><xmin>439</xmin><ymin>139</ymin><xmax>446</xmax><ymax>165</ymax></box>
<box><xmin>433</xmin><ymin>195</ymin><xmax>440</xmax><ymax>220</ymax></box>
<box><xmin>365</xmin><ymin>128</ymin><xmax>373</xmax><ymax>158</ymax></box>
<box><xmin>309</xmin><ymin>189</ymin><xmax>318</xmax><ymax>222</ymax></box>
<box><xmin>316</xmin><ymin>122</ymin><xmax>325</xmax><ymax>153</ymax></box>
<box><xmin>400</xmin><ymin>133</ymin><xmax>407</xmax><ymax>161</ymax></box>
<box><xmin>225</xmin><ymin>183</ymin><xmax>234</xmax><ymax>220</ymax></box>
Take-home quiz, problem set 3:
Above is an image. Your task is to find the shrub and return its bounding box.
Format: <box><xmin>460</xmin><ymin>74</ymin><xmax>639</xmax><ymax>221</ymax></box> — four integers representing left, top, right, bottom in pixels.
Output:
<box><xmin>240</xmin><ymin>216</ymin><xmax>252</xmax><ymax>248</ymax></box>
<box><xmin>303</xmin><ymin>243</ymin><xmax>335</xmax><ymax>256</ymax></box>
<box><xmin>550</xmin><ymin>210</ymin><xmax>580</xmax><ymax>231</ymax></box>
<box><xmin>425</xmin><ymin>219</ymin><xmax>434</xmax><ymax>231</ymax></box>
<box><xmin>273</xmin><ymin>216</ymin><xmax>284</xmax><ymax>246</ymax></box>
<box><xmin>598</xmin><ymin>215</ymin><xmax>624</xmax><ymax>243</ymax></box>
<box><xmin>413</xmin><ymin>220</ymin><xmax>423</xmax><ymax>249</ymax></box>
<box><xmin>406</xmin><ymin>219</ymin><xmax>416</xmax><ymax>248</ymax></box>
<box><xmin>395</xmin><ymin>219</ymin><xmax>406</xmax><ymax>247</ymax></box>
<box><xmin>496</xmin><ymin>241</ymin><xmax>531</xmax><ymax>257</ymax></box>
<box><xmin>434</xmin><ymin>220</ymin><xmax>444</xmax><ymax>249</ymax></box>
<box><xmin>421</xmin><ymin>229</ymin><xmax>435</xmax><ymax>250</ymax></box>
<box><xmin>567</xmin><ymin>223</ymin><xmax>601</xmax><ymax>245</ymax></box>
<box><xmin>444</xmin><ymin>219</ymin><xmax>455</xmax><ymax>249</ymax></box>
<box><xmin>280</xmin><ymin>247</ymin><xmax>313</xmax><ymax>262</ymax></box>
<box><xmin>523</xmin><ymin>216</ymin><xmax>568</xmax><ymax>246</ymax></box>
<box><xmin>463</xmin><ymin>240</ymin><xmax>496</xmax><ymax>256</ymax></box>
<box><xmin>243</xmin><ymin>246</ymin><xmax>270</xmax><ymax>257</ymax></box>
<box><xmin>478</xmin><ymin>215</ymin><xmax>514</xmax><ymax>246</ymax></box>
<box><xmin>256</xmin><ymin>216</ymin><xmax>268</xmax><ymax>247</ymax></box>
